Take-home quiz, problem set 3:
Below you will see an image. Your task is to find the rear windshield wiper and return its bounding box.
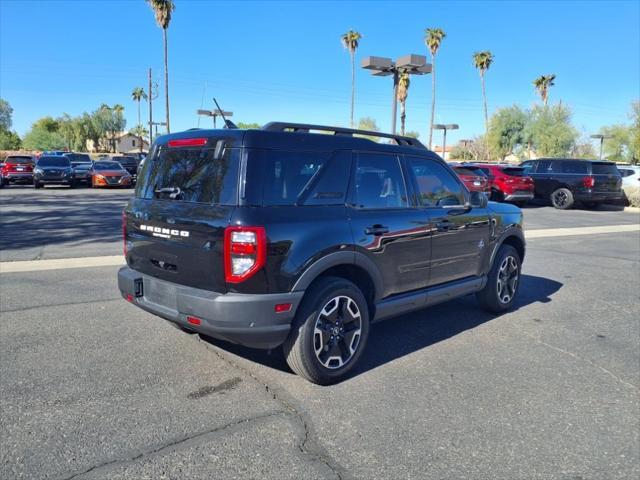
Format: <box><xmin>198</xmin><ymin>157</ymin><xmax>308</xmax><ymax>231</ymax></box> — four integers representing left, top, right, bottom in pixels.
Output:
<box><xmin>155</xmin><ymin>186</ymin><xmax>182</xmax><ymax>199</ymax></box>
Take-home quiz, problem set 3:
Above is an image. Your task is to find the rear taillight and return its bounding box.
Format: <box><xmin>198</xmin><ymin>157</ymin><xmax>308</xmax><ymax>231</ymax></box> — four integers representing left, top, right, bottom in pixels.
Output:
<box><xmin>224</xmin><ymin>226</ymin><xmax>266</xmax><ymax>283</ymax></box>
<box><xmin>122</xmin><ymin>210</ymin><xmax>127</xmax><ymax>256</ymax></box>
<box><xmin>582</xmin><ymin>176</ymin><xmax>595</xmax><ymax>188</ymax></box>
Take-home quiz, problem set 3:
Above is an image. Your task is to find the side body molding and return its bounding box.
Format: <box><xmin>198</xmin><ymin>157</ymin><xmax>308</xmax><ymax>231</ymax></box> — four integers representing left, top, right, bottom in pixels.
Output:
<box><xmin>291</xmin><ymin>250</ymin><xmax>385</xmax><ymax>301</ymax></box>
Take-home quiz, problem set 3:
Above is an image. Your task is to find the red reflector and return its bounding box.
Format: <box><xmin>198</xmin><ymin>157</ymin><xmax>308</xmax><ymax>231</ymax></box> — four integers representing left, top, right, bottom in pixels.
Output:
<box><xmin>187</xmin><ymin>316</ymin><xmax>202</xmax><ymax>326</ymax></box>
<box><xmin>126</xmin><ymin>294</ymin><xmax>134</xmax><ymax>303</ymax></box>
<box><xmin>274</xmin><ymin>303</ymin><xmax>292</xmax><ymax>313</ymax></box>
<box><xmin>168</xmin><ymin>137</ymin><xmax>208</xmax><ymax>148</ymax></box>
<box><xmin>230</xmin><ymin>242</ymin><xmax>257</xmax><ymax>255</ymax></box>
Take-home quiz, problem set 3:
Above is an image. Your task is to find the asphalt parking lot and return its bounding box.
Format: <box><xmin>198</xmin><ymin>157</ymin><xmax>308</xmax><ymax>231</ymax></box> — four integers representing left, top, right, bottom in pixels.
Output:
<box><xmin>1</xmin><ymin>186</ymin><xmax>639</xmax><ymax>479</ymax></box>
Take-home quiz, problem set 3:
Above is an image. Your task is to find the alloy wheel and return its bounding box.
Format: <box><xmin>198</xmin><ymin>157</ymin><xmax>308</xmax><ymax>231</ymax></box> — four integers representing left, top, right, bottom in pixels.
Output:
<box><xmin>313</xmin><ymin>296</ymin><xmax>362</xmax><ymax>369</ymax></box>
<box><xmin>496</xmin><ymin>255</ymin><xmax>519</xmax><ymax>304</ymax></box>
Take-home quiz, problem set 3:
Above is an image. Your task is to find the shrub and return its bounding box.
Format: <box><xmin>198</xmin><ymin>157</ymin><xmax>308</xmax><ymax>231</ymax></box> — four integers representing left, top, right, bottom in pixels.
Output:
<box><xmin>623</xmin><ymin>186</ymin><xmax>640</xmax><ymax>208</ymax></box>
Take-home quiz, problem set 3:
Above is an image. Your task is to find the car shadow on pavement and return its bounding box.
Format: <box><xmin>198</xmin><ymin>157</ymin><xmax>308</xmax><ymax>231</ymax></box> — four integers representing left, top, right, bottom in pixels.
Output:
<box><xmin>199</xmin><ymin>274</ymin><xmax>563</xmax><ymax>382</ymax></box>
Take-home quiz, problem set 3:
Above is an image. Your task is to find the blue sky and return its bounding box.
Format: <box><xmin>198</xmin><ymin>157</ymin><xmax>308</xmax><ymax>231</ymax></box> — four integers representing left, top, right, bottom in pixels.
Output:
<box><xmin>1</xmin><ymin>0</ymin><xmax>639</xmax><ymax>146</ymax></box>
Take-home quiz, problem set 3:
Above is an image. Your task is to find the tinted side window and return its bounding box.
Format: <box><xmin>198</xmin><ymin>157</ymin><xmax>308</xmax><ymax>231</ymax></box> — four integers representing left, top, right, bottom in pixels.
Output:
<box><xmin>561</xmin><ymin>160</ymin><xmax>588</xmax><ymax>174</ymax></box>
<box><xmin>408</xmin><ymin>157</ymin><xmax>465</xmax><ymax>207</ymax></box>
<box><xmin>536</xmin><ymin>160</ymin><xmax>552</xmax><ymax>173</ymax></box>
<box><xmin>304</xmin><ymin>151</ymin><xmax>351</xmax><ymax>206</ymax></box>
<box><xmin>520</xmin><ymin>162</ymin><xmax>535</xmax><ymax>174</ymax></box>
<box><xmin>353</xmin><ymin>153</ymin><xmax>408</xmax><ymax>209</ymax></box>
<box><xmin>592</xmin><ymin>163</ymin><xmax>620</xmax><ymax>175</ymax></box>
<box><xmin>260</xmin><ymin>151</ymin><xmax>329</xmax><ymax>205</ymax></box>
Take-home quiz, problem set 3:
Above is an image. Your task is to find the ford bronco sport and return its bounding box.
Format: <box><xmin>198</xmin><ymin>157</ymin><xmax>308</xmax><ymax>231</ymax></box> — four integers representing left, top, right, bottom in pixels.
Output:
<box><xmin>118</xmin><ymin>123</ymin><xmax>525</xmax><ymax>384</ymax></box>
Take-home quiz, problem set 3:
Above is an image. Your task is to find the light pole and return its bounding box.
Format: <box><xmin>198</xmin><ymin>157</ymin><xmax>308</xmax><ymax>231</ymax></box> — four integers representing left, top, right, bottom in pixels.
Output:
<box><xmin>590</xmin><ymin>134</ymin><xmax>613</xmax><ymax>160</ymax></box>
<box><xmin>433</xmin><ymin>124</ymin><xmax>459</xmax><ymax>160</ymax></box>
<box><xmin>362</xmin><ymin>55</ymin><xmax>432</xmax><ymax>135</ymax></box>
<box><xmin>197</xmin><ymin>108</ymin><xmax>233</xmax><ymax>129</ymax></box>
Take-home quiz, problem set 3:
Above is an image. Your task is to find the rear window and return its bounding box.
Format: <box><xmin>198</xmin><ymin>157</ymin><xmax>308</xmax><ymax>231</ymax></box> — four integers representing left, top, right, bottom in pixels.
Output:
<box><xmin>136</xmin><ymin>146</ymin><xmax>239</xmax><ymax>205</ymax></box>
<box><xmin>502</xmin><ymin>167</ymin><xmax>525</xmax><ymax>177</ymax></box>
<box><xmin>592</xmin><ymin>163</ymin><xmax>620</xmax><ymax>175</ymax></box>
<box><xmin>65</xmin><ymin>154</ymin><xmax>91</xmax><ymax>163</ymax></box>
<box><xmin>6</xmin><ymin>156</ymin><xmax>34</xmax><ymax>165</ymax></box>
<box><xmin>37</xmin><ymin>157</ymin><xmax>70</xmax><ymax>167</ymax></box>
<box><xmin>453</xmin><ymin>167</ymin><xmax>485</xmax><ymax>176</ymax></box>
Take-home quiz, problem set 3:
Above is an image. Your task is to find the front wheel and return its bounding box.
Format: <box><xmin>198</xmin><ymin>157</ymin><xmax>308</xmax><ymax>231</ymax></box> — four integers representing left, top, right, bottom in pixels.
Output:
<box><xmin>283</xmin><ymin>276</ymin><xmax>370</xmax><ymax>385</ymax></box>
<box><xmin>550</xmin><ymin>187</ymin><xmax>574</xmax><ymax>209</ymax></box>
<box><xmin>476</xmin><ymin>244</ymin><xmax>521</xmax><ymax>313</ymax></box>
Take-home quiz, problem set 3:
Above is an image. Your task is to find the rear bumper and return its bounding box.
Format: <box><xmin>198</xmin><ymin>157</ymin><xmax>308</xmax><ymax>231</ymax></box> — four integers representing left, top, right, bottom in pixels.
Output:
<box><xmin>574</xmin><ymin>191</ymin><xmax>625</xmax><ymax>203</ymax></box>
<box><xmin>118</xmin><ymin>266</ymin><xmax>304</xmax><ymax>349</ymax></box>
<box><xmin>3</xmin><ymin>173</ymin><xmax>33</xmax><ymax>182</ymax></box>
<box><xmin>504</xmin><ymin>191</ymin><xmax>534</xmax><ymax>201</ymax></box>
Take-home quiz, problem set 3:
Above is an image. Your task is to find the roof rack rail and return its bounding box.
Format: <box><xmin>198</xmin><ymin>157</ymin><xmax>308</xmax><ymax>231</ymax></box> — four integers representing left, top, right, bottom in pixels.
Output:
<box><xmin>262</xmin><ymin>122</ymin><xmax>427</xmax><ymax>149</ymax></box>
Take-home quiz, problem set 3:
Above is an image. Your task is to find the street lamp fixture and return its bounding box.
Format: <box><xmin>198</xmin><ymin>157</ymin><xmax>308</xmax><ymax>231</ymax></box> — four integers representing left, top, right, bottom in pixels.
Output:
<box><xmin>197</xmin><ymin>108</ymin><xmax>233</xmax><ymax>128</ymax></box>
<box><xmin>433</xmin><ymin>124</ymin><xmax>459</xmax><ymax>160</ymax></box>
<box><xmin>362</xmin><ymin>54</ymin><xmax>432</xmax><ymax>135</ymax></box>
<box><xmin>590</xmin><ymin>134</ymin><xmax>613</xmax><ymax>160</ymax></box>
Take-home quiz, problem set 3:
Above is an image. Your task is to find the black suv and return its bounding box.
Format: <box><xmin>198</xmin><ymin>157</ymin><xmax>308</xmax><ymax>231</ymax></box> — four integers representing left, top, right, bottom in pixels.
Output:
<box><xmin>33</xmin><ymin>156</ymin><xmax>76</xmax><ymax>188</ymax></box>
<box><xmin>520</xmin><ymin>158</ymin><xmax>623</xmax><ymax>209</ymax></box>
<box><xmin>118</xmin><ymin>123</ymin><xmax>525</xmax><ymax>384</ymax></box>
<box><xmin>111</xmin><ymin>155</ymin><xmax>139</xmax><ymax>182</ymax></box>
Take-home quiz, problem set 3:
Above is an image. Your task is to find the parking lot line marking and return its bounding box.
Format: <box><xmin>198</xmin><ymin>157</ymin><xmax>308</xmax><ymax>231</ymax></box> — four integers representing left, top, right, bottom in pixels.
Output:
<box><xmin>0</xmin><ymin>255</ymin><xmax>124</xmax><ymax>274</ymax></box>
<box><xmin>526</xmin><ymin>224</ymin><xmax>639</xmax><ymax>239</ymax></box>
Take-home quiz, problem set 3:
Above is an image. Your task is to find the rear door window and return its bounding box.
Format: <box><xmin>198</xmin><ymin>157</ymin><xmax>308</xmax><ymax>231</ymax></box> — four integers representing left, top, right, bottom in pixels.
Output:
<box><xmin>502</xmin><ymin>167</ymin><xmax>526</xmax><ymax>177</ymax></box>
<box><xmin>352</xmin><ymin>153</ymin><xmax>408</xmax><ymax>209</ymax></box>
<box><xmin>136</xmin><ymin>146</ymin><xmax>239</xmax><ymax>204</ymax></box>
<box><xmin>592</xmin><ymin>163</ymin><xmax>620</xmax><ymax>175</ymax></box>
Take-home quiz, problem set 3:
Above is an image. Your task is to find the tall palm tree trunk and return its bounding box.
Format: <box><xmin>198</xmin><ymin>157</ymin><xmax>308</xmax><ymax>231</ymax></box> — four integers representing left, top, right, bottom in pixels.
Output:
<box><xmin>350</xmin><ymin>50</ymin><xmax>355</xmax><ymax>128</ymax></box>
<box><xmin>137</xmin><ymin>100</ymin><xmax>141</xmax><ymax>127</ymax></box>
<box><xmin>163</xmin><ymin>28</ymin><xmax>170</xmax><ymax>133</ymax></box>
<box><xmin>481</xmin><ymin>72</ymin><xmax>488</xmax><ymax>133</ymax></box>
<box><xmin>400</xmin><ymin>103</ymin><xmax>406</xmax><ymax>135</ymax></box>
<box><xmin>428</xmin><ymin>57</ymin><xmax>436</xmax><ymax>148</ymax></box>
<box><xmin>543</xmin><ymin>91</ymin><xmax>548</xmax><ymax>106</ymax></box>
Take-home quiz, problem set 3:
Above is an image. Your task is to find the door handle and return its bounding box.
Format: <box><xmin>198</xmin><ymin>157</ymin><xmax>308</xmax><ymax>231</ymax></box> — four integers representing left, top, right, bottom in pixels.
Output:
<box><xmin>365</xmin><ymin>225</ymin><xmax>389</xmax><ymax>236</ymax></box>
<box><xmin>435</xmin><ymin>220</ymin><xmax>452</xmax><ymax>231</ymax></box>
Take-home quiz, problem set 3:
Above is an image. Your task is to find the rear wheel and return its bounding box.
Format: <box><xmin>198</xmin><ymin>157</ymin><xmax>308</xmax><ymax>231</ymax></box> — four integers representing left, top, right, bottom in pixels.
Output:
<box><xmin>283</xmin><ymin>276</ymin><xmax>369</xmax><ymax>385</ymax></box>
<box><xmin>476</xmin><ymin>244</ymin><xmax>521</xmax><ymax>313</ymax></box>
<box><xmin>550</xmin><ymin>187</ymin><xmax>574</xmax><ymax>209</ymax></box>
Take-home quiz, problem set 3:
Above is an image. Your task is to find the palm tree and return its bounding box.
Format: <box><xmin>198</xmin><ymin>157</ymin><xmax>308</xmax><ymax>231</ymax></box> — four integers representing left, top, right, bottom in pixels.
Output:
<box><xmin>130</xmin><ymin>125</ymin><xmax>149</xmax><ymax>153</ymax></box>
<box><xmin>131</xmin><ymin>87</ymin><xmax>148</xmax><ymax>127</ymax></box>
<box><xmin>147</xmin><ymin>0</ymin><xmax>175</xmax><ymax>133</ymax></box>
<box><xmin>397</xmin><ymin>72</ymin><xmax>410</xmax><ymax>136</ymax></box>
<box><xmin>533</xmin><ymin>74</ymin><xmax>556</xmax><ymax>106</ymax></box>
<box><xmin>472</xmin><ymin>50</ymin><xmax>494</xmax><ymax>134</ymax></box>
<box><xmin>341</xmin><ymin>30</ymin><xmax>362</xmax><ymax>128</ymax></box>
<box><xmin>424</xmin><ymin>28</ymin><xmax>446</xmax><ymax>148</ymax></box>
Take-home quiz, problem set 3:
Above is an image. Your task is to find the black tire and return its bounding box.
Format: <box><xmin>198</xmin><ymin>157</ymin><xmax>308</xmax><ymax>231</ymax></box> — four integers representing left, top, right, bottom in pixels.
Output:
<box><xmin>34</xmin><ymin>181</ymin><xmax>42</xmax><ymax>189</ymax></box>
<box><xmin>476</xmin><ymin>244</ymin><xmax>521</xmax><ymax>313</ymax></box>
<box><xmin>283</xmin><ymin>276</ymin><xmax>370</xmax><ymax>385</ymax></box>
<box><xmin>550</xmin><ymin>187</ymin><xmax>574</xmax><ymax>209</ymax></box>
<box><xmin>69</xmin><ymin>180</ymin><xmax>77</xmax><ymax>189</ymax></box>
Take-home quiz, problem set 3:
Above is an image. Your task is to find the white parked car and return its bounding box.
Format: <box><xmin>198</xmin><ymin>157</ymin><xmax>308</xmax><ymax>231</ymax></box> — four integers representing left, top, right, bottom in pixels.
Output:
<box><xmin>618</xmin><ymin>165</ymin><xmax>640</xmax><ymax>188</ymax></box>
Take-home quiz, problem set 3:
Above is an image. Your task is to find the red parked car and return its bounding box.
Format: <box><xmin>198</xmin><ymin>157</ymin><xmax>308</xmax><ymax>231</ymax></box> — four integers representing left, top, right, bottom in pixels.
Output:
<box><xmin>0</xmin><ymin>155</ymin><xmax>35</xmax><ymax>187</ymax></box>
<box><xmin>449</xmin><ymin>164</ymin><xmax>491</xmax><ymax>195</ymax></box>
<box><xmin>476</xmin><ymin>164</ymin><xmax>534</xmax><ymax>206</ymax></box>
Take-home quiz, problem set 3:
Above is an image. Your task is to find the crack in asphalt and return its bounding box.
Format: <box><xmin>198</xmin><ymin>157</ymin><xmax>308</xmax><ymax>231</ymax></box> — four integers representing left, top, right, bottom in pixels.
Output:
<box><xmin>197</xmin><ymin>336</ymin><xmax>350</xmax><ymax>480</ymax></box>
<box><xmin>56</xmin><ymin>411</ymin><xmax>287</xmax><ymax>480</ymax></box>
<box><xmin>522</xmin><ymin>332</ymin><xmax>639</xmax><ymax>392</ymax></box>
<box><xmin>0</xmin><ymin>297</ymin><xmax>121</xmax><ymax>314</ymax></box>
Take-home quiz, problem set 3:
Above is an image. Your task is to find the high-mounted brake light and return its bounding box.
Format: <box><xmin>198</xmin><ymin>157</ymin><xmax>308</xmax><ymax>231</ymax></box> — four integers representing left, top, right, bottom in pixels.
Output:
<box><xmin>224</xmin><ymin>226</ymin><xmax>266</xmax><ymax>284</ymax></box>
<box><xmin>168</xmin><ymin>137</ymin><xmax>208</xmax><ymax>148</ymax></box>
<box><xmin>582</xmin><ymin>176</ymin><xmax>595</xmax><ymax>188</ymax></box>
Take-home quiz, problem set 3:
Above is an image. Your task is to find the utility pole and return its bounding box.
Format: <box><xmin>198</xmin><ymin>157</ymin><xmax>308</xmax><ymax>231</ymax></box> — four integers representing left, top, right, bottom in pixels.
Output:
<box><xmin>148</xmin><ymin>68</ymin><xmax>153</xmax><ymax>145</ymax></box>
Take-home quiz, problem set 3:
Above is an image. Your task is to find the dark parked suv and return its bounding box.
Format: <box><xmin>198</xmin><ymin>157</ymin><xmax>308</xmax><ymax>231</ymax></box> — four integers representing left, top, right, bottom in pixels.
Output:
<box><xmin>520</xmin><ymin>158</ymin><xmax>623</xmax><ymax>209</ymax></box>
<box><xmin>111</xmin><ymin>155</ymin><xmax>139</xmax><ymax>183</ymax></box>
<box><xmin>118</xmin><ymin>123</ymin><xmax>526</xmax><ymax>384</ymax></box>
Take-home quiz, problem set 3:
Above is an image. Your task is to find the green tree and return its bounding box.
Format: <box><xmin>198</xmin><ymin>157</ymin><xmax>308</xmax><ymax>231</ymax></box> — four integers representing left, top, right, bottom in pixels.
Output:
<box><xmin>533</xmin><ymin>74</ymin><xmax>556</xmax><ymax>106</ymax></box>
<box><xmin>0</xmin><ymin>98</ymin><xmax>14</xmax><ymax>131</ymax></box>
<box><xmin>91</xmin><ymin>104</ymin><xmax>126</xmax><ymax>152</ymax></box>
<box><xmin>147</xmin><ymin>0</ymin><xmax>175</xmax><ymax>133</ymax></box>
<box><xmin>405</xmin><ymin>131</ymin><xmax>420</xmax><ymax>139</ymax></box>
<box><xmin>424</xmin><ymin>28</ymin><xmax>446</xmax><ymax>148</ymax></box>
<box><xmin>449</xmin><ymin>145</ymin><xmax>474</xmax><ymax>160</ymax></box>
<box><xmin>129</xmin><ymin>125</ymin><xmax>149</xmax><ymax>153</ymax></box>
<box><xmin>600</xmin><ymin>124</ymin><xmax>631</xmax><ymax>162</ymax></box>
<box><xmin>571</xmin><ymin>136</ymin><xmax>597</xmax><ymax>159</ymax></box>
<box><xmin>396</xmin><ymin>72</ymin><xmax>411</xmax><ymax>136</ymax></box>
<box><xmin>486</xmin><ymin>105</ymin><xmax>528</xmax><ymax>161</ymax></box>
<box><xmin>236</xmin><ymin>122</ymin><xmax>262</xmax><ymax>129</ymax></box>
<box><xmin>357</xmin><ymin>117</ymin><xmax>380</xmax><ymax>142</ymax></box>
<box><xmin>472</xmin><ymin>51</ymin><xmax>494</xmax><ymax>134</ymax></box>
<box><xmin>628</xmin><ymin>101</ymin><xmax>640</xmax><ymax>163</ymax></box>
<box><xmin>22</xmin><ymin>118</ymin><xmax>66</xmax><ymax>151</ymax></box>
<box><xmin>525</xmin><ymin>105</ymin><xmax>578</xmax><ymax>157</ymax></box>
<box><xmin>341</xmin><ymin>30</ymin><xmax>362</xmax><ymax>128</ymax></box>
<box><xmin>131</xmin><ymin>87</ymin><xmax>148</xmax><ymax>127</ymax></box>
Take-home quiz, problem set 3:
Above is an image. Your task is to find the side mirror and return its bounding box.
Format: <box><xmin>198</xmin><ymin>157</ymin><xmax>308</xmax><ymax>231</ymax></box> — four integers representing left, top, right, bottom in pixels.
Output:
<box><xmin>469</xmin><ymin>191</ymin><xmax>488</xmax><ymax>208</ymax></box>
